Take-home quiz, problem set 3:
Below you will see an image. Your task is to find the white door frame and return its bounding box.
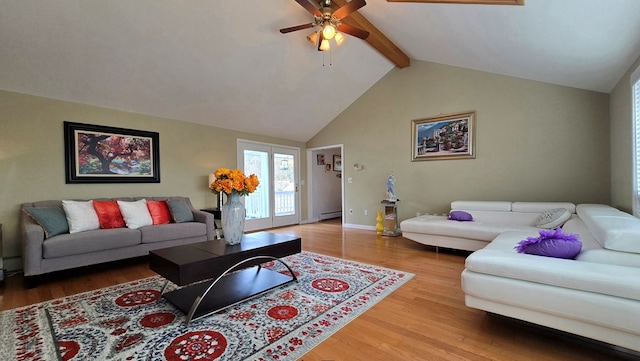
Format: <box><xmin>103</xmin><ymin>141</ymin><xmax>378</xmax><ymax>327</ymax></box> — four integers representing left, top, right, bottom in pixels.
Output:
<box><xmin>238</xmin><ymin>139</ymin><xmax>301</xmax><ymax>231</ymax></box>
<box><xmin>306</xmin><ymin>144</ymin><xmax>344</xmax><ymax>224</ymax></box>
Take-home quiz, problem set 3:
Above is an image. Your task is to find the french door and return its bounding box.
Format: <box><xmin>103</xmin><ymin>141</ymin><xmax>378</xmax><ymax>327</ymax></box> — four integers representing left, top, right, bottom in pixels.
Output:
<box><xmin>238</xmin><ymin>140</ymin><xmax>300</xmax><ymax>231</ymax></box>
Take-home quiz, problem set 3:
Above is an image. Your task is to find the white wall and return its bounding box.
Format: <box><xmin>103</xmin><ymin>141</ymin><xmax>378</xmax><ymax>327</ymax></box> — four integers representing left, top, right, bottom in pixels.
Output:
<box><xmin>311</xmin><ymin>148</ymin><xmax>342</xmax><ymax>221</ymax></box>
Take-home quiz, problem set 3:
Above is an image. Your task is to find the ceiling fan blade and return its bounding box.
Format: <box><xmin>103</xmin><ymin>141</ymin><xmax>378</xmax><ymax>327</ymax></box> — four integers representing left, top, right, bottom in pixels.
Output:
<box><xmin>333</xmin><ymin>0</ymin><xmax>367</xmax><ymax>20</ymax></box>
<box><xmin>337</xmin><ymin>24</ymin><xmax>369</xmax><ymax>39</ymax></box>
<box><xmin>295</xmin><ymin>0</ymin><xmax>322</xmax><ymax>16</ymax></box>
<box><xmin>280</xmin><ymin>23</ymin><xmax>315</xmax><ymax>34</ymax></box>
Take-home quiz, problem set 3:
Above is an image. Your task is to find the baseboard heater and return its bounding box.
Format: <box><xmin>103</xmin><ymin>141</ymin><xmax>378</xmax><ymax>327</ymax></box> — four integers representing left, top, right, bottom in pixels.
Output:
<box><xmin>319</xmin><ymin>211</ymin><xmax>342</xmax><ymax>220</ymax></box>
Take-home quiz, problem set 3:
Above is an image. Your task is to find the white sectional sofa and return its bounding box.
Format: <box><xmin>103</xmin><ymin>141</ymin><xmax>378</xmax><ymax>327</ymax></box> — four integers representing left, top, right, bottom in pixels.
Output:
<box><xmin>400</xmin><ymin>201</ymin><xmax>576</xmax><ymax>251</ymax></box>
<box><xmin>401</xmin><ymin>201</ymin><xmax>640</xmax><ymax>353</ymax></box>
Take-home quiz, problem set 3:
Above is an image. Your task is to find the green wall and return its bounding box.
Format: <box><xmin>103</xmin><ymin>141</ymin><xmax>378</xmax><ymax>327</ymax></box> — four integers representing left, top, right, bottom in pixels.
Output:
<box><xmin>308</xmin><ymin>60</ymin><xmax>611</xmax><ymax>226</ymax></box>
<box><xmin>0</xmin><ymin>90</ymin><xmax>305</xmax><ymax>269</ymax></box>
<box><xmin>0</xmin><ymin>58</ymin><xmax>625</xmax><ymax>270</ymax></box>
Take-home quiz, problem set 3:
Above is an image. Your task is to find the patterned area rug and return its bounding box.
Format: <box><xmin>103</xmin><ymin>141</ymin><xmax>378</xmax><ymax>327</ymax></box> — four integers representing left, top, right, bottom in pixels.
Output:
<box><xmin>1</xmin><ymin>251</ymin><xmax>413</xmax><ymax>361</ymax></box>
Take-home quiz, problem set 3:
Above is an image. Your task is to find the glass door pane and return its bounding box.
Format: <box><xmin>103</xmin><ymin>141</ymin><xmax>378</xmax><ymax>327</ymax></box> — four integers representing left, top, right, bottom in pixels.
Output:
<box><xmin>240</xmin><ymin>142</ymin><xmax>273</xmax><ymax>231</ymax></box>
<box><xmin>244</xmin><ymin>149</ymin><xmax>269</xmax><ymax>220</ymax></box>
<box><xmin>274</xmin><ymin>153</ymin><xmax>295</xmax><ymax>216</ymax></box>
<box><xmin>272</xmin><ymin>147</ymin><xmax>299</xmax><ymax>227</ymax></box>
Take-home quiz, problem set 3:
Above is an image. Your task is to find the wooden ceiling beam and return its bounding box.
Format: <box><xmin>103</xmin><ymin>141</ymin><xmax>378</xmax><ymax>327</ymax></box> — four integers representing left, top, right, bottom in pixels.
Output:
<box><xmin>331</xmin><ymin>0</ymin><xmax>410</xmax><ymax>68</ymax></box>
<box><xmin>386</xmin><ymin>0</ymin><xmax>524</xmax><ymax>5</ymax></box>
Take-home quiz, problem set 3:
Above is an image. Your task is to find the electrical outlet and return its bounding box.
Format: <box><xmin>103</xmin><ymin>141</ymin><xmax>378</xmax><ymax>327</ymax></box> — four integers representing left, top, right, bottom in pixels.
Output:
<box><xmin>364</xmin><ymin>210</ymin><xmax>368</xmax><ymax>216</ymax></box>
<box><xmin>349</xmin><ymin>209</ymin><xmax>353</xmax><ymax>214</ymax></box>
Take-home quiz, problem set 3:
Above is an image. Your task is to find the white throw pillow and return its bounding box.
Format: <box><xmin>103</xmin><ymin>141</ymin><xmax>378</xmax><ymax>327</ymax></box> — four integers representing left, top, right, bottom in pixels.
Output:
<box><xmin>536</xmin><ymin>208</ymin><xmax>571</xmax><ymax>229</ymax></box>
<box><xmin>117</xmin><ymin>199</ymin><xmax>153</xmax><ymax>229</ymax></box>
<box><xmin>62</xmin><ymin>200</ymin><xmax>100</xmax><ymax>234</ymax></box>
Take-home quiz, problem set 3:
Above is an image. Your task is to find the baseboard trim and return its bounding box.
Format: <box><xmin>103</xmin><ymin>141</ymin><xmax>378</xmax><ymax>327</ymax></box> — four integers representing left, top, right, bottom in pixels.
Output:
<box><xmin>343</xmin><ymin>223</ymin><xmax>376</xmax><ymax>231</ymax></box>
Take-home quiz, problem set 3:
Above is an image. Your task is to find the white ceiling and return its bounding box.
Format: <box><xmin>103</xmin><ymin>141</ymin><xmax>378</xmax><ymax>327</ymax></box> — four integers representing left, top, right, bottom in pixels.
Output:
<box><xmin>1</xmin><ymin>0</ymin><xmax>640</xmax><ymax>142</ymax></box>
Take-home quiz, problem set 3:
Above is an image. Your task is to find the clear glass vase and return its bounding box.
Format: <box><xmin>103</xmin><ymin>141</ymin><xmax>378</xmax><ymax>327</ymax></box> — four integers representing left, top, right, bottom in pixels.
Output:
<box><xmin>221</xmin><ymin>192</ymin><xmax>245</xmax><ymax>245</ymax></box>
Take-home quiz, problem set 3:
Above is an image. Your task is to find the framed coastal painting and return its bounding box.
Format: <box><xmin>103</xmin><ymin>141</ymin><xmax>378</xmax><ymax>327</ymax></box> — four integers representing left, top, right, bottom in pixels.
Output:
<box><xmin>64</xmin><ymin>121</ymin><xmax>160</xmax><ymax>183</ymax></box>
<box><xmin>411</xmin><ymin>111</ymin><xmax>476</xmax><ymax>161</ymax></box>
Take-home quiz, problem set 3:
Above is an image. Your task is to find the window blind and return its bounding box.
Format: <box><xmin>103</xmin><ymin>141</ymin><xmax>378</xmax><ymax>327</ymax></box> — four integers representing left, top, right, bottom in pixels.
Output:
<box><xmin>633</xmin><ymin>66</ymin><xmax>640</xmax><ymax>216</ymax></box>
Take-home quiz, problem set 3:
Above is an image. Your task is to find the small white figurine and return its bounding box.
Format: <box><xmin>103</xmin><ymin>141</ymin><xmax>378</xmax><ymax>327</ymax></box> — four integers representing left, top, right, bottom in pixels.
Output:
<box><xmin>387</xmin><ymin>173</ymin><xmax>396</xmax><ymax>201</ymax></box>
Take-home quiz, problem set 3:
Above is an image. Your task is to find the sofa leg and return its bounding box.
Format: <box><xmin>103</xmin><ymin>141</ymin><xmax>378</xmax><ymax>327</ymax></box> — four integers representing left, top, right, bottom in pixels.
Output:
<box><xmin>24</xmin><ymin>275</ymin><xmax>39</xmax><ymax>289</ymax></box>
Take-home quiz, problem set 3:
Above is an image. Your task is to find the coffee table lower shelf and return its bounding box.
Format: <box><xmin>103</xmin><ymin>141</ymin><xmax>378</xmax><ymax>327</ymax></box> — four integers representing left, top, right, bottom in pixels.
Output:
<box><xmin>163</xmin><ymin>266</ymin><xmax>295</xmax><ymax>324</ymax></box>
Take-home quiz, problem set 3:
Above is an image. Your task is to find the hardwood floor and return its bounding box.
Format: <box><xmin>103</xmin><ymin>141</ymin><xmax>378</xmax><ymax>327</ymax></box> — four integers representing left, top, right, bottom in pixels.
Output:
<box><xmin>1</xmin><ymin>219</ymin><xmax>637</xmax><ymax>360</ymax></box>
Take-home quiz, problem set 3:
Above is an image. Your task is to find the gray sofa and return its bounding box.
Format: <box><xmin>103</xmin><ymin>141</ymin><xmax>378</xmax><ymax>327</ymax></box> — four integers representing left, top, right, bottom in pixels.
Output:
<box><xmin>21</xmin><ymin>196</ymin><xmax>215</xmax><ymax>281</ymax></box>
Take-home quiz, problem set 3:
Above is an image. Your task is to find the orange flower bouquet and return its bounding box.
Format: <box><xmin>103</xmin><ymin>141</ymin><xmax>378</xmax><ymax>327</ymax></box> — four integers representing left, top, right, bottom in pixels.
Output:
<box><xmin>209</xmin><ymin>168</ymin><xmax>260</xmax><ymax>196</ymax></box>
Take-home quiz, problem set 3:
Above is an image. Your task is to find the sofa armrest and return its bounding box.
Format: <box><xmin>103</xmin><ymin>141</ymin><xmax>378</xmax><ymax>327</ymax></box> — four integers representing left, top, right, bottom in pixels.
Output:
<box><xmin>20</xmin><ymin>212</ymin><xmax>45</xmax><ymax>276</ymax></box>
<box><xmin>192</xmin><ymin>210</ymin><xmax>215</xmax><ymax>240</ymax></box>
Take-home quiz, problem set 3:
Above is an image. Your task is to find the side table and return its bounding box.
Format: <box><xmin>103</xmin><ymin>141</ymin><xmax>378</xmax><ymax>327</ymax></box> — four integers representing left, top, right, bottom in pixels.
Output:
<box><xmin>201</xmin><ymin>208</ymin><xmax>223</xmax><ymax>239</ymax></box>
<box><xmin>380</xmin><ymin>200</ymin><xmax>402</xmax><ymax>236</ymax></box>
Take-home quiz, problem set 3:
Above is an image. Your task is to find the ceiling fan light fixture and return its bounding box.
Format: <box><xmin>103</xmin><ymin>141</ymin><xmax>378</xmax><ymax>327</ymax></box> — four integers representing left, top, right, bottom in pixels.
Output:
<box><xmin>307</xmin><ymin>31</ymin><xmax>319</xmax><ymax>46</ymax></box>
<box><xmin>334</xmin><ymin>32</ymin><xmax>345</xmax><ymax>46</ymax></box>
<box><xmin>322</xmin><ymin>24</ymin><xmax>336</xmax><ymax>39</ymax></box>
<box><xmin>319</xmin><ymin>39</ymin><xmax>331</xmax><ymax>51</ymax></box>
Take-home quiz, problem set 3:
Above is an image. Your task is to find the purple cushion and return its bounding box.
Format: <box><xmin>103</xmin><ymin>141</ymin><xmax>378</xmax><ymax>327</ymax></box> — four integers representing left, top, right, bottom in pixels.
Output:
<box><xmin>448</xmin><ymin>211</ymin><xmax>473</xmax><ymax>222</ymax></box>
<box><xmin>515</xmin><ymin>229</ymin><xmax>582</xmax><ymax>259</ymax></box>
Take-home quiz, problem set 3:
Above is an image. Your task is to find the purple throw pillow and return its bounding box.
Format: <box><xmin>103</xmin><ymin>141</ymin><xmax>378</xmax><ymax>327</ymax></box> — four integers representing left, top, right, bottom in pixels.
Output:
<box><xmin>448</xmin><ymin>211</ymin><xmax>473</xmax><ymax>222</ymax></box>
<box><xmin>515</xmin><ymin>228</ymin><xmax>582</xmax><ymax>259</ymax></box>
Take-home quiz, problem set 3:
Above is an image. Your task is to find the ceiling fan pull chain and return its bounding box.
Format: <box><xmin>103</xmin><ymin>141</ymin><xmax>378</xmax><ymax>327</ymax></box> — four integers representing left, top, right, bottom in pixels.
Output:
<box><xmin>322</xmin><ymin>48</ymin><xmax>333</xmax><ymax>67</ymax></box>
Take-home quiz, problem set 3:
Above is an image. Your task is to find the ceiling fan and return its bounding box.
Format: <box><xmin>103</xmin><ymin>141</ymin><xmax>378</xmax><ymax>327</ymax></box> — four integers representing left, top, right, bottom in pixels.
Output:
<box><xmin>279</xmin><ymin>0</ymin><xmax>370</xmax><ymax>52</ymax></box>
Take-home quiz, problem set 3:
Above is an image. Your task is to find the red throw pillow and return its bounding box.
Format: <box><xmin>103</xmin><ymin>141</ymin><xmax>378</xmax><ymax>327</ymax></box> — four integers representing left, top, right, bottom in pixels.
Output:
<box><xmin>93</xmin><ymin>200</ymin><xmax>126</xmax><ymax>229</ymax></box>
<box><xmin>147</xmin><ymin>200</ymin><xmax>172</xmax><ymax>225</ymax></box>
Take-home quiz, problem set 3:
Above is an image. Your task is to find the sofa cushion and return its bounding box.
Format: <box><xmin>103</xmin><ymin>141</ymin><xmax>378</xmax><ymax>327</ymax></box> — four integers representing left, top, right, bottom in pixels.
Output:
<box><xmin>451</xmin><ymin>201</ymin><xmax>511</xmax><ymax>212</ymax></box>
<box><xmin>467</xmin><ymin>232</ymin><xmax>640</xmax><ymax>302</ymax></box>
<box><xmin>577</xmin><ymin>204</ymin><xmax>640</xmax><ymax>254</ymax></box>
<box><xmin>461</xmin><ymin>211</ymin><xmax>542</xmax><ymax>226</ymax></box>
<box><xmin>140</xmin><ymin>222</ymin><xmax>207</xmax><ymax>243</ymax></box>
<box><xmin>62</xmin><ymin>200</ymin><xmax>101</xmax><ymax>234</ymax></box>
<box><xmin>562</xmin><ymin>218</ymin><xmax>640</xmax><ymax>268</ymax></box>
<box><xmin>42</xmin><ymin>228</ymin><xmax>141</xmax><ymax>258</ymax></box>
<box><xmin>93</xmin><ymin>200</ymin><xmax>126</xmax><ymax>229</ymax></box>
<box><xmin>147</xmin><ymin>200</ymin><xmax>172</xmax><ymax>225</ymax></box>
<box><xmin>401</xmin><ymin>216</ymin><xmax>538</xmax><ymax>242</ymax></box>
<box><xmin>167</xmin><ymin>199</ymin><xmax>195</xmax><ymax>223</ymax></box>
<box><xmin>535</xmin><ymin>208</ymin><xmax>571</xmax><ymax>229</ymax></box>
<box><xmin>118</xmin><ymin>199</ymin><xmax>153</xmax><ymax>229</ymax></box>
<box><xmin>23</xmin><ymin>207</ymin><xmax>69</xmax><ymax>238</ymax></box>
<box><xmin>512</xmin><ymin>202</ymin><xmax>576</xmax><ymax>214</ymax></box>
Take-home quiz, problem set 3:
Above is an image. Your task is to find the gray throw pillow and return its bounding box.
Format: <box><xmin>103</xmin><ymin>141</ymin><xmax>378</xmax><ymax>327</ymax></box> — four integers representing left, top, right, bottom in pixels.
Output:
<box><xmin>167</xmin><ymin>199</ymin><xmax>194</xmax><ymax>223</ymax></box>
<box><xmin>23</xmin><ymin>207</ymin><xmax>69</xmax><ymax>238</ymax></box>
<box><xmin>536</xmin><ymin>208</ymin><xmax>571</xmax><ymax>229</ymax></box>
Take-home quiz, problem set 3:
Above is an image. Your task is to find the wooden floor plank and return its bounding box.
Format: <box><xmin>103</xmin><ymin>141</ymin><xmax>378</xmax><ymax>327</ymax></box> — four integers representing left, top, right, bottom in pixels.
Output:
<box><xmin>0</xmin><ymin>219</ymin><xmax>637</xmax><ymax>360</ymax></box>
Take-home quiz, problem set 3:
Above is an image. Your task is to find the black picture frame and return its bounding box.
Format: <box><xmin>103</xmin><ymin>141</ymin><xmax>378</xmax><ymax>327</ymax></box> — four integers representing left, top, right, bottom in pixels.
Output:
<box><xmin>333</xmin><ymin>155</ymin><xmax>342</xmax><ymax>172</ymax></box>
<box><xmin>64</xmin><ymin>121</ymin><xmax>160</xmax><ymax>184</ymax></box>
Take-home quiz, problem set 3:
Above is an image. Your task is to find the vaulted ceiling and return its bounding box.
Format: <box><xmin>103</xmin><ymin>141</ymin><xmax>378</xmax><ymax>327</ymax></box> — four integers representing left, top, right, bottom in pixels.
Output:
<box><xmin>1</xmin><ymin>0</ymin><xmax>640</xmax><ymax>142</ymax></box>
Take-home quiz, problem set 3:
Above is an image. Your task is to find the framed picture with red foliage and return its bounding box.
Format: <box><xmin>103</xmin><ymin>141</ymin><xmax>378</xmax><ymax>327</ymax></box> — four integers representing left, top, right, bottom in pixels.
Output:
<box><xmin>64</xmin><ymin>121</ymin><xmax>160</xmax><ymax>183</ymax></box>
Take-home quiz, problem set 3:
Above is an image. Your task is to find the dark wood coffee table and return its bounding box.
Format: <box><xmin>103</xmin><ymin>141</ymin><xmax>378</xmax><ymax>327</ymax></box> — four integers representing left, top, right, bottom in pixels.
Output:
<box><xmin>149</xmin><ymin>231</ymin><xmax>301</xmax><ymax>324</ymax></box>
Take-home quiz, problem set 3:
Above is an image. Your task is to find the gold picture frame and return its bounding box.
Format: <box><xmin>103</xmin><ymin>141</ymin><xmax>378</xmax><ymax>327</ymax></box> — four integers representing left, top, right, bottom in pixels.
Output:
<box><xmin>411</xmin><ymin>111</ymin><xmax>476</xmax><ymax>161</ymax></box>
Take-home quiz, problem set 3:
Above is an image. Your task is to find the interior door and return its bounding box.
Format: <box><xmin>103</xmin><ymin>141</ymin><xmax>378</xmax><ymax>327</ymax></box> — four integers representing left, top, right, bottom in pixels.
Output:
<box><xmin>238</xmin><ymin>140</ymin><xmax>300</xmax><ymax>231</ymax></box>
